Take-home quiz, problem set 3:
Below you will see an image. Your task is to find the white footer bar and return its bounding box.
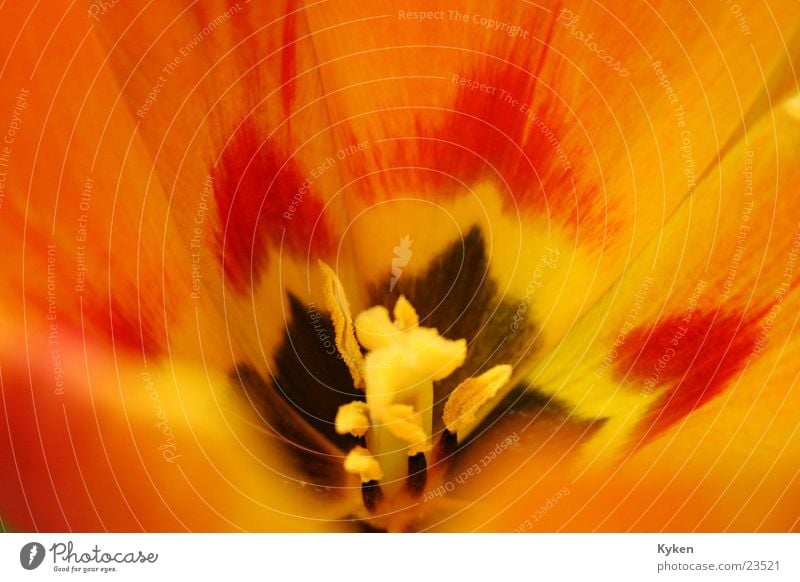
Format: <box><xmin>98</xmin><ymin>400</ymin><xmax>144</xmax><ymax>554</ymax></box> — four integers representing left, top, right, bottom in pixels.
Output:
<box><xmin>1</xmin><ymin>533</ymin><xmax>797</xmax><ymax>581</ymax></box>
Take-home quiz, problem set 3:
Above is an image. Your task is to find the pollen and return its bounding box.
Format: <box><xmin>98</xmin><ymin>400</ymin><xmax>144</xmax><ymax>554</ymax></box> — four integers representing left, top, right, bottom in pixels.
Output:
<box><xmin>344</xmin><ymin>447</ymin><xmax>383</xmax><ymax>483</ymax></box>
<box><xmin>335</xmin><ymin>401</ymin><xmax>370</xmax><ymax>437</ymax></box>
<box><xmin>443</xmin><ymin>365</ymin><xmax>513</xmax><ymax>434</ymax></box>
<box><xmin>319</xmin><ymin>260</ymin><xmax>365</xmax><ymax>389</ymax></box>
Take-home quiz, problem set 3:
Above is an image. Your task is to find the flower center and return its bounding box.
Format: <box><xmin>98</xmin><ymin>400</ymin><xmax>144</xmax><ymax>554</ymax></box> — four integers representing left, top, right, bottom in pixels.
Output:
<box><xmin>319</xmin><ymin>261</ymin><xmax>513</xmax><ymax>510</ymax></box>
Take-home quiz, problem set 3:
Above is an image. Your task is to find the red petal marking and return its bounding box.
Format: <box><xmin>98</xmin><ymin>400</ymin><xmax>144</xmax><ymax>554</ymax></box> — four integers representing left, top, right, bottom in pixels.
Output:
<box><xmin>26</xmin><ymin>287</ymin><xmax>165</xmax><ymax>359</ymax></box>
<box><xmin>443</xmin><ymin>65</ymin><xmax>580</xmax><ymax>222</ymax></box>
<box><xmin>83</xmin><ymin>297</ymin><xmax>165</xmax><ymax>358</ymax></box>
<box><xmin>213</xmin><ymin>119</ymin><xmax>332</xmax><ymax>292</ymax></box>
<box><xmin>616</xmin><ymin>309</ymin><xmax>760</xmax><ymax>441</ymax></box>
<box><xmin>281</xmin><ymin>0</ymin><xmax>299</xmax><ymax>114</ymax></box>
<box><xmin>343</xmin><ymin>22</ymin><xmax>603</xmax><ymax>235</ymax></box>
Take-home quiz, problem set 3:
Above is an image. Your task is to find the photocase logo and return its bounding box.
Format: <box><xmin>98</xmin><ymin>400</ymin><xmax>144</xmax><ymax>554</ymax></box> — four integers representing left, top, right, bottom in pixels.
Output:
<box><xmin>390</xmin><ymin>235</ymin><xmax>413</xmax><ymax>292</ymax></box>
<box><xmin>20</xmin><ymin>542</ymin><xmax>46</xmax><ymax>570</ymax></box>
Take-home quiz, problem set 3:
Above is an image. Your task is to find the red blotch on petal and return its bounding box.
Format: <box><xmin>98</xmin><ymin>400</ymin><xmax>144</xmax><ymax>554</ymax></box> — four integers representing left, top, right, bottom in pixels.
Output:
<box><xmin>616</xmin><ymin>309</ymin><xmax>759</xmax><ymax>441</ymax></box>
<box><xmin>281</xmin><ymin>0</ymin><xmax>299</xmax><ymax>114</ymax></box>
<box><xmin>344</xmin><ymin>23</ymin><xmax>603</xmax><ymax>236</ymax></box>
<box><xmin>213</xmin><ymin>119</ymin><xmax>332</xmax><ymax>292</ymax></box>
<box><xmin>28</xmin><ymin>291</ymin><xmax>165</xmax><ymax>359</ymax></box>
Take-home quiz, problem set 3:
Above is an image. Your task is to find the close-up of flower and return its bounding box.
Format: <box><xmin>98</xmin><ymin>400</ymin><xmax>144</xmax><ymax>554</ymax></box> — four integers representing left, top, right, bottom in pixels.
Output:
<box><xmin>1</xmin><ymin>0</ymin><xmax>799</xmax><ymax>535</ymax></box>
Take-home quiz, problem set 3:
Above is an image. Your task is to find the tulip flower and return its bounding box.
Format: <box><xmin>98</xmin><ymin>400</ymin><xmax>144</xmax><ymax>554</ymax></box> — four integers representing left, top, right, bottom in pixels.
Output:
<box><xmin>0</xmin><ymin>0</ymin><xmax>799</xmax><ymax>533</ymax></box>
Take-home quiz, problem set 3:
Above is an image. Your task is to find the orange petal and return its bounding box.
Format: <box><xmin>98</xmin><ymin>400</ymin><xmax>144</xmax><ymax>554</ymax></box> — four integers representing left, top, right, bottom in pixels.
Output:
<box><xmin>433</xmin><ymin>97</ymin><xmax>800</xmax><ymax>532</ymax></box>
<box><xmin>0</xmin><ymin>325</ymin><xmax>357</xmax><ymax>531</ymax></box>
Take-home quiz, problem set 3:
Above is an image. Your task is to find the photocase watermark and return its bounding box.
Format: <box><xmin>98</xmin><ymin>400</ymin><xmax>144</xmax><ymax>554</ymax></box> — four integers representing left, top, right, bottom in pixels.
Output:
<box><xmin>190</xmin><ymin>175</ymin><xmax>213</xmax><ymax>300</ymax></box>
<box><xmin>726</xmin><ymin>0</ymin><xmax>753</xmax><ymax>36</ymax></box>
<box><xmin>451</xmin><ymin>74</ymin><xmax>573</xmax><ymax>171</ymax></box>
<box><xmin>75</xmin><ymin>176</ymin><xmax>94</xmax><ymax>294</ymax></box>
<box><xmin>750</xmin><ymin>226</ymin><xmax>800</xmax><ymax>359</ymax></box>
<box><xmin>307</xmin><ymin>301</ymin><xmax>339</xmax><ymax>358</ymax></box>
<box><xmin>136</xmin><ymin>3</ymin><xmax>246</xmax><ymax>119</ymax></box>
<box><xmin>87</xmin><ymin>0</ymin><xmax>122</xmax><ymax>21</ymax></box>
<box><xmin>390</xmin><ymin>234</ymin><xmax>413</xmax><ymax>292</ymax></box>
<box><xmin>397</xmin><ymin>9</ymin><xmax>530</xmax><ymax>38</ymax></box>
<box><xmin>0</xmin><ymin>87</ymin><xmax>30</xmax><ymax>211</ymax></box>
<box><xmin>595</xmin><ymin>275</ymin><xmax>655</xmax><ymax>377</ymax></box>
<box><xmin>448</xmin><ymin>9</ymin><xmax>530</xmax><ymax>39</ymax></box>
<box><xmin>142</xmin><ymin>371</ymin><xmax>181</xmax><ymax>463</ymax></box>
<box><xmin>20</xmin><ymin>542</ymin><xmax>46</xmax><ymax>570</ymax></box>
<box><xmin>46</xmin><ymin>244</ymin><xmax>65</xmax><ymax>396</ymax></box>
<box><xmin>557</xmin><ymin>9</ymin><xmax>629</xmax><ymax>77</ymax></box>
<box><xmin>20</xmin><ymin>539</ymin><xmax>159</xmax><ymax>574</ymax></box>
<box><xmin>514</xmin><ymin>486</ymin><xmax>571</xmax><ymax>532</ymax></box>
<box><xmin>640</xmin><ymin>279</ymin><xmax>707</xmax><ymax>396</ymax></box>
<box><xmin>44</xmin><ymin>540</ymin><xmax>158</xmax><ymax>574</ymax></box>
<box><xmin>510</xmin><ymin>247</ymin><xmax>560</xmax><ymax>333</ymax></box>
<box><xmin>283</xmin><ymin>141</ymin><xmax>369</xmax><ymax>220</ymax></box>
<box><xmin>651</xmin><ymin>60</ymin><xmax>697</xmax><ymax>190</ymax></box>
<box><xmin>720</xmin><ymin>150</ymin><xmax>754</xmax><ymax>301</ymax></box>
<box><xmin>423</xmin><ymin>432</ymin><xmax>519</xmax><ymax>502</ymax></box>
<box><xmin>306</xmin><ymin>300</ymin><xmax>408</xmax><ymax>370</ymax></box>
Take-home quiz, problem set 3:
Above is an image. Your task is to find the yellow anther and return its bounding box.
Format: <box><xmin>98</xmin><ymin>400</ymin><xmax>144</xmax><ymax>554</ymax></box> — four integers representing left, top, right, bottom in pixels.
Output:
<box><xmin>343</xmin><ymin>446</ymin><xmax>383</xmax><ymax>483</ymax></box>
<box><xmin>443</xmin><ymin>365</ymin><xmax>513</xmax><ymax>434</ymax></box>
<box><xmin>318</xmin><ymin>260</ymin><xmax>365</xmax><ymax>389</ymax></box>
<box><xmin>335</xmin><ymin>401</ymin><xmax>370</xmax><ymax>437</ymax></box>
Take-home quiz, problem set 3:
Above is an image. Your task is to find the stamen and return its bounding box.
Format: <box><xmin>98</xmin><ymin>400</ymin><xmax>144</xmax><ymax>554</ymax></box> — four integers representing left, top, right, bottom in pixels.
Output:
<box><xmin>362</xmin><ymin>481</ymin><xmax>383</xmax><ymax>513</ymax></box>
<box><xmin>320</xmin><ymin>262</ymin><xmax>513</xmax><ymax>509</ymax></box>
<box><xmin>435</xmin><ymin>429</ymin><xmax>459</xmax><ymax>461</ymax></box>
<box><xmin>443</xmin><ymin>365</ymin><xmax>513</xmax><ymax>436</ymax></box>
<box><xmin>343</xmin><ymin>446</ymin><xmax>383</xmax><ymax>482</ymax></box>
<box><xmin>405</xmin><ymin>453</ymin><xmax>428</xmax><ymax>497</ymax></box>
<box><xmin>318</xmin><ymin>260</ymin><xmax>365</xmax><ymax>388</ymax></box>
<box><xmin>335</xmin><ymin>401</ymin><xmax>370</xmax><ymax>437</ymax></box>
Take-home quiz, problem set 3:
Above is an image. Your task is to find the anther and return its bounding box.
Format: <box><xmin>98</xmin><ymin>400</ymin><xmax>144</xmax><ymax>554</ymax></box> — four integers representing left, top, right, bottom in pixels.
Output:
<box><xmin>405</xmin><ymin>452</ymin><xmax>428</xmax><ymax>498</ymax></box>
<box><xmin>362</xmin><ymin>480</ymin><xmax>384</xmax><ymax>512</ymax></box>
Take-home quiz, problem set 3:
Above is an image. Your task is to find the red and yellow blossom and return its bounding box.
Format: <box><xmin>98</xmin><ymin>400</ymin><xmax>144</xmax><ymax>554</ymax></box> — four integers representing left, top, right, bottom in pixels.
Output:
<box><xmin>0</xmin><ymin>0</ymin><xmax>799</xmax><ymax>532</ymax></box>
